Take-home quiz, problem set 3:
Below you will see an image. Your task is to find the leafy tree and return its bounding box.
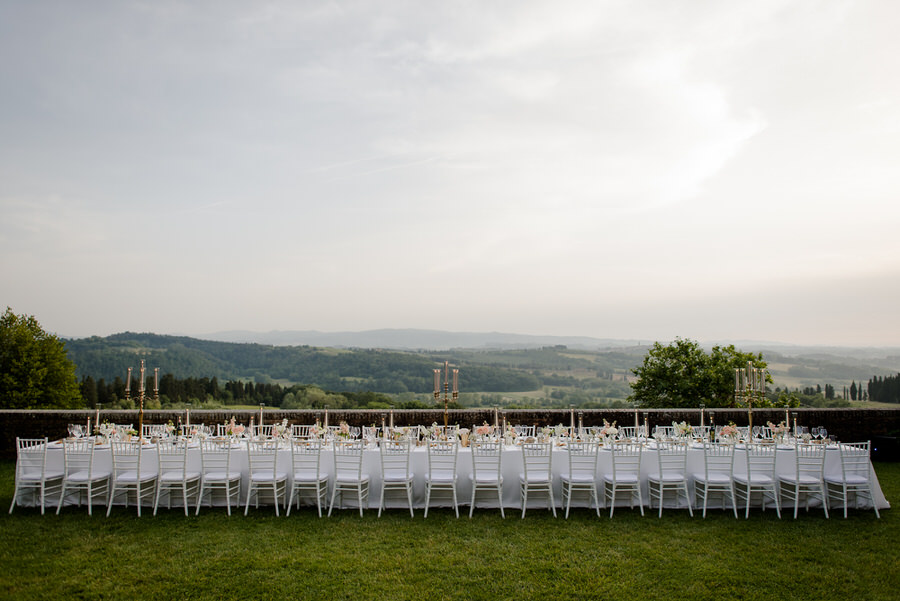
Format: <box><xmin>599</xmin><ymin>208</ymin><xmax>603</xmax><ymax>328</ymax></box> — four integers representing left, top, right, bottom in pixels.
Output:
<box><xmin>628</xmin><ymin>338</ymin><xmax>771</xmax><ymax>408</ymax></box>
<box><xmin>0</xmin><ymin>308</ymin><xmax>82</xmax><ymax>409</ymax></box>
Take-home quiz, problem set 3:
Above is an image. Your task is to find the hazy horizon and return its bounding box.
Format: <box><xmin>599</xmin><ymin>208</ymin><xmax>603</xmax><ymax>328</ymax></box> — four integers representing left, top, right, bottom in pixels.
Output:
<box><xmin>3</xmin><ymin>1</ymin><xmax>899</xmax><ymax>347</ymax></box>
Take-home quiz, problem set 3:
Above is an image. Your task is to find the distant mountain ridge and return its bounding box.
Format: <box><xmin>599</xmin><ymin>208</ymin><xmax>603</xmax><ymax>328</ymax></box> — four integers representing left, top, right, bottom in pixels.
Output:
<box><xmin>198</xmin><ymin>328</ymin><xmax>644</xmax><ymax>350</ymax></box>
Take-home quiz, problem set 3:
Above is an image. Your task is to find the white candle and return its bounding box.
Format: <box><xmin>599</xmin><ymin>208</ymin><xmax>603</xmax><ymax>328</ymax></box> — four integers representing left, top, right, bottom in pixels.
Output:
<box><xmin>570</xmin><ymin>407</ymin><xmax>575</xmax><ymax>433</ymax></box>
<box><xmin>390</xmin><ymin>409</ymin><xmax>394</xmax><ymax>429</ymax></box>
<box><xmin>186</xmin><ymin>408</ymin><xmax>190</xmax><ymax>427</ymax></box>
<box><xmin>324</xmin><ymin>408</ymin><xmax>328</xmax><ymax>428</ymax></box>
<box><xmin>453</xmin><ymin>369</ymin><xmax>458</xmax><ymax>393</ymax></box>
<box><xmin>700</xmin><ymin>407</ymin><xmax>704</xmax><ymax>428</ymax></box>
<box><xmin>634</xmin><ymin>409</ymin><xmax>639</xmax><ymax>431</ymax></box>
<box><xmin>154</xmin><ymin>368</ymin><xmax>159</xmax><ymax>393</ymax></box>
<box><xmin>434</xmin><ymin>369</ymin><xmax>440</xmax><ymax>394</ymax></box>
<box><xmin>493</xmin><ymin>407</ymin><xmax>498</xmax><ymax>429</ymax></box>
<box><xmin>126</xmin><ymin>368</ymin><xmax>132</xmax><ymax>393</ymax></box>
<box><xmin>95</xmin><ymin>407</ymin><xmax>100</xmax><ymax>427</ymax></box>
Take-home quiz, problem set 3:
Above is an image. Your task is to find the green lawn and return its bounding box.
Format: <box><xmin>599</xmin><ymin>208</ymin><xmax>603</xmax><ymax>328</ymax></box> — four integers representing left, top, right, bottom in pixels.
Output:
<box><xmin>0</xmin><ymin>461</ymin><xmax>896</xmax><ymax>601</ymax></box>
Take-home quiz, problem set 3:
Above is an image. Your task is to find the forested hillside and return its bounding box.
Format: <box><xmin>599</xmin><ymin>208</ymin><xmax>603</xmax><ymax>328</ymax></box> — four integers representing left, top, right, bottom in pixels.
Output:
<box><xmin>63</xmin><ymin>333</ymin><xmax>542</xmax><ymax>393</ymax></box>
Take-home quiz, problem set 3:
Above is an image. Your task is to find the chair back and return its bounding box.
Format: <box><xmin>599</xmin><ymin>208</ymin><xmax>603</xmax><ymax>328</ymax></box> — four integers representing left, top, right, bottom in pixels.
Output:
<box><xmin>250</xmin><ymin>424</ymin><xmax>275</xmax><ymax>439</ymax></box>
<box><xmin>142</xmin><ymin>424</ymin><xmax>168</xmax><ymax>438</ymax></box>
<box><xmin>291</xmin><ymin>424</ymin><xmax>313</xmax><ymax>439</ymax></box>
<box><xmin>742</xmin><ymin>442</ymin><xmax>776</xmax><ymax>478</ymax></box>
<box><xmin>332</xmin><ymin>440</ymin><xmax>365</xmax><ymax>480</ymax></box>
<box><xmin>617</xmin><ymin>426</ymin><xmax>637</xmax><ymax>439</ymax></box>
<box><xmin>794</xmin><ymin>443</ymin><xmax>826</xmax><ymax>479</ymax></box>
<box><xmin>199</xmin><ymin>439</ymin><xmax>235</xmax><ymax>474</ymax></box>
<box><xmin>691</xmin><ymin>426</ymin><xmax>711</xmax><ymax>439</ymax></box>
<box><xmin>521</xmin><ymin>442</ymin><xmax>552</xmax><ymax>480</ymax></box>
<box><xmin>380</xmin><ymin>439</ymin><xmax>411</xmax><ymax>476</ymax></box>
<box><xmin>290</xmin><ymin>438</ymin><xmax>323</xmax><ymax>475</ymax></box>
<box><xmin>427</xmin><ymin>440</ymin><xmax>459</xmax><ymax>476</ymax></box>
<box><xmin>609</xmin><ymin>442</ymin><xmax>642</xmax><ymax>478</ymax></box>
<box><xmin>157</xmin><ymin>440</ymin><xmax>189</xmax><ymax>475</ymax></box>
<box><xmin>16</xmin><ymin>438</ymin><xmax>49</xmax><ymax>479</ymax></box>
<box><xmin>110</xmin><ymin>441</ymin><xmax>145</xmax><ymax>478</ymax></box>
<box><xmin>701</xmin><ymin>442</ymin><xmax>735</xmax><ymax>478</ymax></box>
<box><xmin>565</xmin><ymin>440</ymin><xmax>598</xmax><ymax>478</ymax></box>
<box><xmin>837</xmin><ymin>441</ymin><xmax>872</xmax><ymax>482</ymax></box>
<box><xmin>471</xmin><ymin>440</ymin><xmax>502</xmax><ymax>479</ymax></box>
<box><xmin>247</xmin><ymin>440</ymin><xmax>280</xmax><ymax>474</ymax></box>
<box><xmin>63</xmin><ymin>439</ymin><xmax>99</xmax><ymax>478</ymax></box>
<box><xmin>513</xmin><ymin>425</ymin><xmax>536</xmax><ymax>438</ymax></box>
<box><xmin>655</xmin><ymin>440</ymin><xmax>688</xmax><ymax>476</ymax></box>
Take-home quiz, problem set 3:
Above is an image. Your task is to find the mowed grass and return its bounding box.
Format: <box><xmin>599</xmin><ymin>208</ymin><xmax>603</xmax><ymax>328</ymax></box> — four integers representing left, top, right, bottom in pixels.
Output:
<box><xmin>0</xmin><ymin>461</ymin><xmax>897</xmax><ymax>601</ymax></box>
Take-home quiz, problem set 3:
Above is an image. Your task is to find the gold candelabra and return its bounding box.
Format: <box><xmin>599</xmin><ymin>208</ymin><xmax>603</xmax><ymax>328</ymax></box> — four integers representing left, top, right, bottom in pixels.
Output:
<box><xmin>433</xmin><ymin>361</ymin><xmax>458</xmax><ymax>428</ymax></box>
<box><xmin>734</xmin><ymin>361</ymin><xmax>766</xmax><ymax>431</ymax></box>
<box><xmin>125</xmin><ymin>359</ymin><xmax>159</xmax><ymax>442</ymax></box>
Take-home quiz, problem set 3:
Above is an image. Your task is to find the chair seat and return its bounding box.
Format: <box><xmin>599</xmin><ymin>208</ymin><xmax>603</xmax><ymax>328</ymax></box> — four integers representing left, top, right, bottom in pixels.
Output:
<box><xmin>734</xmin><ymin>474</ymin><xmax>774</xmax><ymax>485</ymax></box>
<box><xmin>469</xmin><ymin>473</ymin><xmax>503</xmax><ymax>484</ymax></box>
<box><xmin>203</xmin><ymin>471</ymin><xmax>241</xmax><ymax>482</ymax></box>
<box><xmin>519</xmin><ymin>473</ymin><xmax>552</xmax><ymax>484</ymax></box>
<box><xmin>426</xmin><ymin>470</ymin><xmax>457</xmax><ymax>483</ymax></box>
<box><xmin>779</xmin><ymin>474</ymin><xmax>823</xmax><ymax>485</ymax></box>
<box><xmin>66</xmin><ymin>470</ymin><xmax>111</xmax><ymax>482</ymax></box>
<box><xmin>382</xmin><ymin>470</ymin><xmax>414</xmax><ymax>483</ymax></box>
<box><xmin>20</xmin><ymin>471</ymin><xmax>64</xmax><ymax>481</ymax></box>
<box><xmin>648</xmin><ymin>471</ymin><xmax>687</xmax><ymax>483</ymax></box>
<box><xmin>115</xmin><ymin>471</ymin><xmax>158</xmax><ymax>483</ymax></box>
<box><xmin>693</xmin><ymin>472</ymin><xmax>731</xmax><ymax>484</ymax></box>
<box><xmin>560</xmin><ymin>472</ymin><xmax>595</xmax><ymax>483</ymax></box>
<box><xmin>249</xmin><ymin>470</ymin><xmax>288</xmax><ymax>482</ymax></box>
<box><xmin>160</xmin><ymin>470</ymin><xmax>201</xmax><ymax>483</ymax></box>
<box><xmin>825</xmin><ymin>474</ymin><xmax>869</xmax><ymax>485</ymax></box>
<box><xmin>293</xmin><ymin>471</ymin><xmax>328</xmax><ymax>483</ymax></box>
<box><xmin>603</xmin><ymin>472</ymin><xmax>639</xmax><ymax>483</ymax></box>
<box><xmin>334</xmin><ymin>474</ymin><xmax>370</xmax><ymax>484</ymax></box>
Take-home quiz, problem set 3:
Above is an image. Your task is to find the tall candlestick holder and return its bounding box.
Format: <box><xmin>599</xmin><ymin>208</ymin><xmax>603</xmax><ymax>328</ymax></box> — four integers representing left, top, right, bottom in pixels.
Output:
<box><xmin>124</xmin><ymin>359</ymin><xmax>159</xmax><ymax>442</ymax></box>
<box><xmin>433</xmin><ymin>361</ymin><xmax>458</xmax><ymax>429</ymax></box>
<box><xmin>734</xmin><ymin>361</ymin><xmax>766</xmax><ymax>432</ymax></box>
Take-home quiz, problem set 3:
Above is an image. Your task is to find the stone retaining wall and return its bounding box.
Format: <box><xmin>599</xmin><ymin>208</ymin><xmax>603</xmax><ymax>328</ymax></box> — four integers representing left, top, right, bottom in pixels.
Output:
<box><xmin>3</xmin><ymin>407</ymin><xmax>899</xmax><ymax>460</ymax></box>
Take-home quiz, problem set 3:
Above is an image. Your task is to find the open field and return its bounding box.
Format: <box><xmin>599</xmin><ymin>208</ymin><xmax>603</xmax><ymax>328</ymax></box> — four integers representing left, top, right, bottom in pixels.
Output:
<box><xmin>0</xmin><ymin>461</ymin><xmax>896</xmax><ymax>601</ymax></box>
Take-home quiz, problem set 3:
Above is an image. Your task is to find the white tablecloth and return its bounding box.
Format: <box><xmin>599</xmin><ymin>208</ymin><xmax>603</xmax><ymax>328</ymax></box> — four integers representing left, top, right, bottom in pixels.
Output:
<box><xmin>17</xmin><ymin>441</ymin><xmax>890</xmax><ymax>512</ymax></box>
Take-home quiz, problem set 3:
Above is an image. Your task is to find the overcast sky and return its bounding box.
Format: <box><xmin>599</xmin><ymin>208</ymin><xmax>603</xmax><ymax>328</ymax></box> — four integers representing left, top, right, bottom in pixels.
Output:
<box><xmin>2</xmin><ymin>0</ymin><xmax>899</xmax><ymax>346</ymax></box>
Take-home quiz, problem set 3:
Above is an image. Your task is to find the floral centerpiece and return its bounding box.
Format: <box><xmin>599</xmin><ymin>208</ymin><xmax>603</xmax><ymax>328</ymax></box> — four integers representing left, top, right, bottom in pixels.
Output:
<box><xmin>97</xmin><ymin>421</ymin><xmax>116</xmax><ymax>442</ymax></box>
<box><xmin>673</xmin><ymin>421</ymin><xmax>693</xmax><ymax>439</ymax></box>
<box><xmin>225</xmin><ymin>417</ymin><xmax>245</xmax><ymax>438</ymax></box>
<box><xmin>391</xmin><ymin>426</ymin><xmax>411</xmax><ymax>441</ymax></box>
<box><xmin>165</xmin><ymin>420</ymin><xmax>176</xmax><ymax>437</ymax></box>
<box><xmin>457</xmin><ymin>427</ymin><xmax>470</xmax><ymax>447</ymax></box>
<box><xmin>718</xmin><ymin>423</ymin><xmax>738</xmax><ymax>443</ymax></box>
<box><xmin>552</xmin><ymin>424</ymin><xmax>568</xmax><ymax>438</ymax></box>
<box><xmin>474</xmin><ymin>423</ymin><xmax>494</xmax><ymax>440</ymax></box>
<box><xmin>338</xmin><ymin>421</ymin><xmax>351</xmax><ymax>439</ymax></box>
<box><xmin>767</xmin><ymin>421</ymin><xmax>789</xmax><ymax>442</ymax></box>
<box><xmin>599</xmin><ymin>420</ymin><xmax>618</xmax><ymax>443</ymax></box>
<box><xmin>311</xmin><ymin>422</ymin><xmax>327</xmax><ymax>438</ymax></box>
<box><xmin>272</xmin><ymin>418</ymin><xmax>290</xmax><ymax>440</ymax></box>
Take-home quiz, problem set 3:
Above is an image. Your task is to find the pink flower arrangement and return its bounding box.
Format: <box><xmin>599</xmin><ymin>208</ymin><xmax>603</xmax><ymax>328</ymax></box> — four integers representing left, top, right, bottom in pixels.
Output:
<box><xmin>475</xmin><ymin>423</ymin><xmax>493</xmax><ymax>437</ymax></box>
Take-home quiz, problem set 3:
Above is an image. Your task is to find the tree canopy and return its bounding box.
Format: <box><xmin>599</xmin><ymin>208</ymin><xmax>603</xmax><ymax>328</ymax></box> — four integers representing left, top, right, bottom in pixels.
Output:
<box><xmin>0</xmin><ymin>308</ymin><xmax>82</xmax><ymax>409</ymax></box>
<box><xmin>628</xmin><ymin>338</ymin><xmax>776</xmax><ymax>408</ymax></box>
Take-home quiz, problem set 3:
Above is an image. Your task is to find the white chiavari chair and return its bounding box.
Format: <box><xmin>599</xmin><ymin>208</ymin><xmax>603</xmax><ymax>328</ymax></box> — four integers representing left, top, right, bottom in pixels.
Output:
<box><xmin>779</xmin><ymin>442</ymin><xmax>829</xmax><ymax>519</ymax></box>
<box><xmin>560</xmin><ymin>440</ymin><xmax>600</xmax><ymax>518</ymax></box>
<box><xmin>469</xmin><ymin>440</ymin><xmax>504</xmax><ymax>518</ymax></box>
<box><xmin>519</xmin><ymin>442</ymin><xmax>555</xmax><ymax>518</ymax></box>
<box><xmin>602</xmin><ymin>442</ymin><xmax>644</xmax><ymax>517</ymax></box>
<box><xmin>154</xmin><ymin>439</ymin><xmax>200</xmax><ymax>516</ymax></box>
<box><xmin>107</xmin><ymin>441</ymin><xmax>158</xmax><ymax>517</ymax></box>
<box><xmin>826</xmin><ymin>441</ymin><xmax>880</xmax><ymax>518</ymax></box>
<box><xmin>328</xmin><ymin>440</ymin><xmax>369</xmax><ymax>517</ymax></box>
<box><xmin>245</xmin><ymin>439</ymin><xmax>288</xmax><ymax>515</ymax></box>
<box><xmin>9</xmin><ymin>438</ymin><xmax>63</xmax><ymax>515</ymax></box>
<box><xmin>693</xmin><ymin>442</ymin><xmax>737</xmax><ymax>518</ymax></box>
<box><xmin>648</xmin><ymin>440</ymin><xmax>692</xmax><ymax>518</ymax></box>
<box><xmin>196</xmin><ymin>439</ymin><xmax>241</xmax><ymax>516</ymax></box>
<box><xmin>378</xmin><ymin>439</ymin><xmax>414</xmax><ymax>518</ymax></box>
<box><xmin>733</xmin><ymin>442</ymin><xmax>780</xmax><ymax>519</ymax></box>
<box><xmin>57</xmin><ymin>439</ymin><xmax>110</xmax><ymax>516</ymax></box>
<box><xmin>287</xmin><ymin>438</ymin><xmax>328</xmax><ymax>517</ymax></box>
<box><xmin>424</xmin><ymin>439</ymin><xmax>459</xmax><ymax>518</ymax></box>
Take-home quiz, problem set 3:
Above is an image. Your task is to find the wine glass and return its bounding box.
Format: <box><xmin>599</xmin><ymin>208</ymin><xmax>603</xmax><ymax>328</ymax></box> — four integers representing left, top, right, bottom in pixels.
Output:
<box><xmin>67</xmin><ymin>424</ymin><xmax>77</xmax><ymax>439</ymax></box>
<box><xmin>811</xmin><ymin>426</ymin><xmax>820</xmax><ymax>440</ymax></box>
<box><xmin>752</xmin><ymin>426</ymin><xmax>761</xmax><ymax>439</ymax></box>
<box><xmin>819</xmin><ymin>427</ymin><xmax>828</xmax><ymax>442</ymax></box>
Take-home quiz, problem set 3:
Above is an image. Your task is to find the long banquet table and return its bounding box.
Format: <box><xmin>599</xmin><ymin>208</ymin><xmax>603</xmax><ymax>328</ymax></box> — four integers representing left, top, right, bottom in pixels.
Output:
<box><xmin>18</xmin><ymin>440</ymin><xmax>891</xmax><ymax>513</ymax></box>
